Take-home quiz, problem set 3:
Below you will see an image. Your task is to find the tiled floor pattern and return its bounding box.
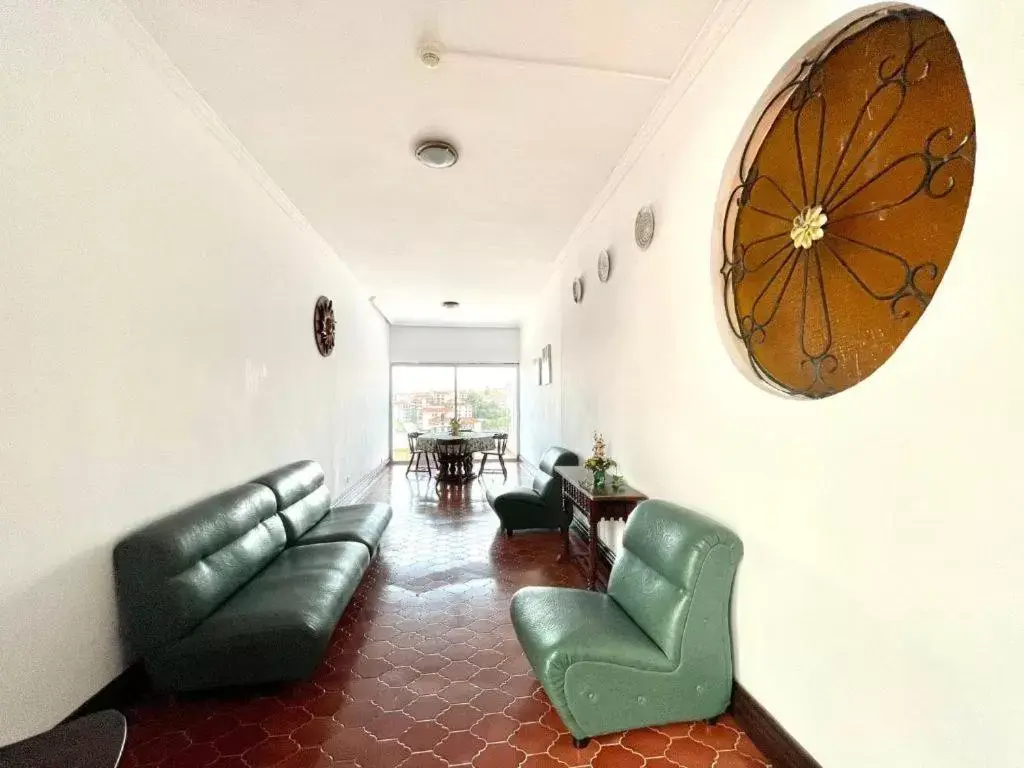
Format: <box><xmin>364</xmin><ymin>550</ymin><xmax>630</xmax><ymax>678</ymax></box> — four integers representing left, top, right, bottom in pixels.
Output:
<box><xmin>121</xmin><ymin>465</ymin><xmax>770</xmax><ymax>767</ymax></box>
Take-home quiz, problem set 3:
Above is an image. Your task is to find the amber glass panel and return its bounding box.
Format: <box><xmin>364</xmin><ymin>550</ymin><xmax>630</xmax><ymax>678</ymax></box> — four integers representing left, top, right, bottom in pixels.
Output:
<box><xmin>722</xmin><ymin>9</ymin><xmax>975</xmax><ymax>397</ymax></box>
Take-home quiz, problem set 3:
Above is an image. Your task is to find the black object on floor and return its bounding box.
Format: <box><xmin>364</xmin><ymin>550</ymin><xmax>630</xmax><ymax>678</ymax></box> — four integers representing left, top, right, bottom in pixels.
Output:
<box><xmin>0</xmin><ymin>709</ymin><xmax>126</xmax><ymax>768</ymax></box>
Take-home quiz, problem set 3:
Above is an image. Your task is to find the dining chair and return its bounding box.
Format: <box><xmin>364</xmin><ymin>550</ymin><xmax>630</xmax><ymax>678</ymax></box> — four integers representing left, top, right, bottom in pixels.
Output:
<box><xmin>405</xmin><ymin>432</ymin><xmax>431</xmax><ymax>477</ymax></box>
<box><xmin>478</xmin><ymin>433</ymin><xmax>510</xmax><ymax>479</ymax></box>
<box><xmin>435</xmin><ymin>438</ymin><xmax>472</xmax><ymax>487</ymax></box>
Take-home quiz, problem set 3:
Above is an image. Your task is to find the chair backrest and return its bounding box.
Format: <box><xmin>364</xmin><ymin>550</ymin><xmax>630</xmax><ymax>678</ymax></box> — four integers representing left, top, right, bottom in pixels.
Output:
<box><xmin>436</xmin><ymin>438</ymin><xmax>469</xmax><ymax>458</ymax></box>
<box><xmin>530</xmin><ymin>446</ymin><xmax>579</xmax><ymax>505</ymax></box>
<box><xmin>407</xmin><ymin>432</ymin><xmax>422</xmax><ymax>452</ymax></box>
<box><xmin>251</xmin><ymin>459</ymin><xmax>331</xmax><ymax>541</ymax></box>
<box><xmin>607</xmin><ymin>500</ymin><xmax>742</xmax><ymax>662</ymax></box>
<box><xmin>493</xmin><ymin>433</ymin><xmax>509</xmax><ymax>454</ymax></box>
<box><xmin>114</xmin><ymin>483</ymin><xmax>285</xmax><ymax>652</ymax></box>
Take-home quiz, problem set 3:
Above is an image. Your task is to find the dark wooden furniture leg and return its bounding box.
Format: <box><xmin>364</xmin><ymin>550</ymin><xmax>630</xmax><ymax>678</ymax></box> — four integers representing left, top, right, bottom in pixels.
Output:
<box><xmin>587</xmin><ymin>505</ymin><xmax>599</xmax><ymax>590</ymax></box>
<box><xmin>558</xmin><ymin>492</ymin><xmax>573</xmax><ymax>563</ymax></box>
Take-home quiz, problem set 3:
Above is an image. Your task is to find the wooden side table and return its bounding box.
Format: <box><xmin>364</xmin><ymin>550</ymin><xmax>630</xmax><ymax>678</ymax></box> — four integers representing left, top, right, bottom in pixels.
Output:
<box><xmin>555</xmin><ymin>466</ymin><xmax>647</xmax><ymax>590</ymax></box>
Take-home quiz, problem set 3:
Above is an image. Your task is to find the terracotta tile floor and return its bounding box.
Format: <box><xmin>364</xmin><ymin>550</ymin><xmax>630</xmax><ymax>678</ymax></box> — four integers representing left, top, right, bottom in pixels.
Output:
<box><xmin>120</xmin><ymin>464</ymin><xmax>770</xmax><ymax>768</ymax></box>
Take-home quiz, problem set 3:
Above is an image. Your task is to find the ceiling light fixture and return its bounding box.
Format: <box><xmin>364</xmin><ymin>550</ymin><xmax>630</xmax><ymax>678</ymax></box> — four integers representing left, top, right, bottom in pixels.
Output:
<box><xmin>416</xmin><ymin>140</ymin><xmax>458</xmax><ymax>169</ymax></box>
<box><xmin>441</xmin><ymin>301</ymin><xmax>460</xmax><ymax>309</ymax></box>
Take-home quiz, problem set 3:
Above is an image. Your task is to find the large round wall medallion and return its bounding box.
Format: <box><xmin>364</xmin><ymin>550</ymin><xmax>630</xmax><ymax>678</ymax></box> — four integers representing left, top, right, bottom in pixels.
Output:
<box><xmin>572</xmin><ymin>277</ymin><xmax>585</xmax><ymax>304</ymax></box>
<box><xmin>635</xmin><ymin>206</ymin><xmax>655</xmax><ymax>251</ymax></box>
<box><xmin>313</xmin><ymin>296</ymin><xmax>336</xmax><ymax>357</ymax></box>
<box><xmin>597</xmin><ymin>250</ymin><xmax>612</xmax><ymax>283</ymax></box>
<box><xmin>720</xmin><ymin>8</ymin><xmax>976</xmax><ymax>398</ymax></box>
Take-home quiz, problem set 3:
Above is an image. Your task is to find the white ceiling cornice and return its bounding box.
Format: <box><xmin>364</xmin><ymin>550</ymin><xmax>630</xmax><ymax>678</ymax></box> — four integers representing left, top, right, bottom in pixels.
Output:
<box><xmin>547</xmin><ymin>0</ymin><xmax>754</xmax><ymax>273</ymax></box>
<box><xmin>103</xmin><ymin>0</ymin><xmax>372</xmax><ymax>296</ymax></box>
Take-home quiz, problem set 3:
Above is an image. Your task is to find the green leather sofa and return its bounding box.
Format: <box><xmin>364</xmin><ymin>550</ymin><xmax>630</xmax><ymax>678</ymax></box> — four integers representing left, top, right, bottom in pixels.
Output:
<box><xmin>510</xmin><ymin>499</ymin><xmax>742</xmax><ymax>744</ymax></box>
<box><xmin>486</xmin><ymin>446</ymin><xmax>578</xmax><ymax>535</ymax></box>
<box><xmin>114</xmin><ymin>460</ymin><xmax>390</xmax><ymax>691</ymax></box>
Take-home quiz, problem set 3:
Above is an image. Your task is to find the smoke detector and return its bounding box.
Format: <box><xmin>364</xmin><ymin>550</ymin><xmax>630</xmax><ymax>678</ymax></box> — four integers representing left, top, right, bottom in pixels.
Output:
<box><xmin>419</xmin><ymin>43</ymin><xmax>443</xmax><ymax>68</ymax></box>
<box><xmin>441</xmin><ymin>300</ymin><xmax>460</xmax><ymax>309</ymax></box>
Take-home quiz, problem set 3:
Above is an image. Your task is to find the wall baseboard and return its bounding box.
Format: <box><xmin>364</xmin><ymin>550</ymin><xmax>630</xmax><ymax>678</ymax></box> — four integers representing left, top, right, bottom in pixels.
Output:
<box><xmin>335</xmin><ymin>459</ymin><xmax>389</xmax><ymax>505</ymax></box>
<box><xmin>729</xmin><ymin>682</ymin><xmax>821</xmax><ymax>768</ymax></box>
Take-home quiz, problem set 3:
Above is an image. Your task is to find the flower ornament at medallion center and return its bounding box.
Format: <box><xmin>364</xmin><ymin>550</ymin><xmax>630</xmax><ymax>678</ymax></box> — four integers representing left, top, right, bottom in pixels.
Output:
<box><xmin>790</xmin><ymin>205</ymin><xmax>827</xmax><ymax>250</ymax></box>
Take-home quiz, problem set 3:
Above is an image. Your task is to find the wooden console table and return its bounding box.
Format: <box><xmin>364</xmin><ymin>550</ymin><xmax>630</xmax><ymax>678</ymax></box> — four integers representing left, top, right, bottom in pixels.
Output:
<box><xmin>555</xmin><ymin>466</ymin><xmax>647</xmax><ymax>590</ymax></box>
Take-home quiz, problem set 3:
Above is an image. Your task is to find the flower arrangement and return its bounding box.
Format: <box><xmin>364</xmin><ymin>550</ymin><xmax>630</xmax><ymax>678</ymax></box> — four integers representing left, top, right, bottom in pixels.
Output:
<box><xmin>583</xmin><ymin>431</ymin><xmax>616</xmax><ymax>486</ymax></box>
<box><xmin>448</xmin><ymin>416</ymin><xmax>462</xmax><ymax>436</ymax></box>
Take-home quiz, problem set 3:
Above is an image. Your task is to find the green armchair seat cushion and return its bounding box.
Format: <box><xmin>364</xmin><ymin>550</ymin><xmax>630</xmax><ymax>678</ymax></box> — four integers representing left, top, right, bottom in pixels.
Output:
<box><xmin>510</xmin><ymin>500</ymin><xmax>742</xmax><ymax>739</ymax></box>
<box><xmin>487</xmin><ymin>446</ymin><xmax>578</xmax><ymax>533</ymax></box>
<box><xmin>298</xmin><ymin>502</ymin><xmax>392</xmax><ymax>554</ymax></box>
<box><xmin>145</xmin><ymin>541</ymin><xmax>369</xmax><ymax>691</ymax></box>
<box><xmin>511</xmin><ymin>588</ymin><xmax>675</xmax><ymax>720</ymax></box>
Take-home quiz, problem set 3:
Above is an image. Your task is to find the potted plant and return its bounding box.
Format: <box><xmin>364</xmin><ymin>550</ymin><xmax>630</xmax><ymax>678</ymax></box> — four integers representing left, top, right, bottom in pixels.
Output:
<box><xmin>448</xmin><ymin>416</ymin><xmax>462</xmax><ymax>436</ymax></box>
<box><xmin>584</xmin><ymin>432</ymin><xmax>617</xmax><ymax>488</ymax></box>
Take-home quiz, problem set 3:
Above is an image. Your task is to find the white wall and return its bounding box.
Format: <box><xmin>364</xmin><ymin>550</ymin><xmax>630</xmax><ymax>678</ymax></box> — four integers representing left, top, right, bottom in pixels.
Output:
<box><xmin>520</xmin><ymin>1</ymin><xmax>1024</xmax><ymax>765</ymax></box>
<box><xmin>390</xmin><ymin>325</ymin><xmax>520</xmax><ymax>364</ymax></box>
<box><xmin>0</xmin><ymin>0</ymin><xmax>388</xmax><ymax>743</ymax></box>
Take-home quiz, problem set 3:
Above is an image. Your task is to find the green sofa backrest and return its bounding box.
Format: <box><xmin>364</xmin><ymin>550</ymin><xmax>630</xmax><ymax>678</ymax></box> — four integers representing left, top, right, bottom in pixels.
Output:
<box><xmin>532</xmin><ymin>446</ymin><xmax>579</xmax><ymax>506</ymax></box>
<box><xmin>114</xmin><ymin>483</ymin><xmax>286</xmax><ymax>652</ymax></box>
<box><xmin>607</xmin><ymin>500</ymin><xmax>742</xmax><ymax>661</ymax></box>
<box><xmin>251</xmin><ymin>460</ymin><xmax>331</xmax><ymax>542</ymax></box>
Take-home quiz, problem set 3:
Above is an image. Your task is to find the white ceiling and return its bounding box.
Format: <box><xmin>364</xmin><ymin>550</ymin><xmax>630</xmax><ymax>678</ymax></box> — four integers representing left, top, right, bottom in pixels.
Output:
<box><xmin>124</xmin><ymin>0</ymin><xmax>720</xmax><ymax>325</ymax></box>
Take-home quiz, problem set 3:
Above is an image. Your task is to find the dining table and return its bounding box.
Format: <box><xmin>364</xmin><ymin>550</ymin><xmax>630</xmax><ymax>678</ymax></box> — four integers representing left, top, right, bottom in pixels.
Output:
<box><xmin>414</xmin><ymin>431</ymin><xmax>497</xmax><ymax>454</ymax></box>
<box><xmin>415</xmin><ymin>431</ymin><xmax>497</xmax><ymax>484</ymax></box>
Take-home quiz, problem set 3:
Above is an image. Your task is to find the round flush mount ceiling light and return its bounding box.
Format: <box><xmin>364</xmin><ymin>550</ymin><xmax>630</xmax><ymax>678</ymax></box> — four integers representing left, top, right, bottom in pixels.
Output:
<box><xmin>441</xmin><ymin>300</ymin><xmax>460</xmax><ymax>309</ymax></box>
<box><xmin>416</xmin><ymin>140</ymin><xmax>459</xmax><ymax>169</ymax></box>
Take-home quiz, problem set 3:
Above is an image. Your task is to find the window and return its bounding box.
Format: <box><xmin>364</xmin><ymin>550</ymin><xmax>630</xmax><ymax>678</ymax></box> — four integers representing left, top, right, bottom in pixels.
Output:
<box><xmin>391</xmin><ymin>365</ymin><xmax>518</xmax><ymax>461</ymax></box>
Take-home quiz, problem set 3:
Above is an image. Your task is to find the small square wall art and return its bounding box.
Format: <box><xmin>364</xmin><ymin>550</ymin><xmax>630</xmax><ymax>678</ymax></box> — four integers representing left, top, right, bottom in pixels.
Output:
<box><xmin>541</xmin><ymin>344</ymin><xmax>552</xmax><ymax>385</ymax></box>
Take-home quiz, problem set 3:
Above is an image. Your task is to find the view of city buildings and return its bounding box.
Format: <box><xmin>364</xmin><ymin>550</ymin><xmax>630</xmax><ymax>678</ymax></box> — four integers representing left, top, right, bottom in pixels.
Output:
<box><xmin>391</xmin><ymin>366</ymin><xmax>517</xmax><ymax>460</ymax></box>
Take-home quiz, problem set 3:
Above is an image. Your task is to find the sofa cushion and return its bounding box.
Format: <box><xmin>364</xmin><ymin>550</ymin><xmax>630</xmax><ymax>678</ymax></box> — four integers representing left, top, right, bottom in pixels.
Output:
<box><xmin>511</xmin><ymin>586</ymin><xmax>673</xmax><ymax>724</ymax></box>
<box><xmin>114</xmin><ymin>483</ymin><xmax>285</xmax><ymax>653</ymax></box>
<box><xmin>297</xmin><ymin>502</ymin><xmax>393</xmax><ymax>554</ymax></box>
<box><xmin>145</xmin><ymin>541</ymin><xmax>369</xmax><ymax>691</ymax></box>
<box><xmin>608</xmin><ymin>500</ymin><xmax>738</xmax><ymax>659</ymax></box>
<box><xmin>252</xmin><ymin>460</ymin><xmax>330</xmax><ymax>541</ymax></box>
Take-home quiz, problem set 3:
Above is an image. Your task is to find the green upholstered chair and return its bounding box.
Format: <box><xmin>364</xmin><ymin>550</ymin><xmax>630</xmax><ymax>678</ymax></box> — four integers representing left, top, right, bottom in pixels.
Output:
<box><xmin>486</xmin><ymin>446</ymin><xmax>578</xmax><ymax>535</ymax></box>
<box><xmin>510</xmin><ymin>499</ymin><xmax>743</xmax><ymax>745</ymax></box>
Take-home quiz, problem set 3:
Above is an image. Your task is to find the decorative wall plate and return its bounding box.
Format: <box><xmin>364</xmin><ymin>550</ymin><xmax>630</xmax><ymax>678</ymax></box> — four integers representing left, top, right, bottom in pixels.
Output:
<box><xmin>314</xmin><ymin>296</ymin><xmax>336</xmax><ymax>356</ymax></box>
<box><xmin>635</xmin><ymin>205</ymin><xmax>655</xmax><ymax>250</ymax></box>
<box><xmin>597</xmin><ymin>250</ymin><xmax>612</xmax><ymax>283</ymax></box>
<box><xmin>720</xmin><ymin>8</ymin><xmax>976</xmax><ymax>398</ymax></box>
<box><xmin>572</xmin><ymin>277</ymin><xmax>584</xmax><ymax>304</ymax></box>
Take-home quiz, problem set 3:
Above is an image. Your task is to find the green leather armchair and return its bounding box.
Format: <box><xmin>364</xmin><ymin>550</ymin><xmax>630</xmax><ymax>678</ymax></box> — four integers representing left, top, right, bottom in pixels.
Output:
<box><xmin>510</xmin><ymin>499</ymin><xmax>743</xmax><ymax>743</ymax></box>
<box><xmin>486</xmin><ymin>446</ymin><xmax>579</xmax><ymax>536</ymax></box>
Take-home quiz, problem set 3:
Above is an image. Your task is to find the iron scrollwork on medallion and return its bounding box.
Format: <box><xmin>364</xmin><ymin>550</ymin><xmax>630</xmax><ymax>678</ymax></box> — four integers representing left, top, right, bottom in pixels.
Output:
<box><xmin>721</xmin><ymin>8</ymin><xmax>976</xmax><ymax>397</ymax></box>
<box><xmin>314</xmin><ymin>296</ymin><xmax>336</xmax><ymax>357</ymax></box>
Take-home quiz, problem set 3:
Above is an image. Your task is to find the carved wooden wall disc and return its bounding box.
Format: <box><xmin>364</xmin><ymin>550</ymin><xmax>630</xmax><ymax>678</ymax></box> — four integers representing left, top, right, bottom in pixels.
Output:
<box><xmin>721</xmin><ymin>9</ymin><xmax>976</xmax><ymax>397</ymax></box>
<box><xmin>314</xmin><ymin>296</ymin><xmax>336</xmax><ymax>357</ymax></box>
